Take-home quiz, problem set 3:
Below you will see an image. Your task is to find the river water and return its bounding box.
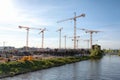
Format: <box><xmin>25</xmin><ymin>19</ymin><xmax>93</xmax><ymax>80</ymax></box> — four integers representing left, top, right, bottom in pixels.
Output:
<box><xmin>1</xmin><ymin>55</ymin><xmax>120</xmax><ymax>80</ymax></box>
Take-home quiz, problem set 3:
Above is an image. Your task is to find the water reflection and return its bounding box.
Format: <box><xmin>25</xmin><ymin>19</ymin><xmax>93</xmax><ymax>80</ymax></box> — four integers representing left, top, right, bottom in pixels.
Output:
<box><xmin>2</xmin><ymin>55</ymin><xmax>120</xmax><ymax>80</ymax></box>
<box><xmin>88</xmin><ymin>59</ymin><xmax>101</xmax><ymax>79</ymax></box>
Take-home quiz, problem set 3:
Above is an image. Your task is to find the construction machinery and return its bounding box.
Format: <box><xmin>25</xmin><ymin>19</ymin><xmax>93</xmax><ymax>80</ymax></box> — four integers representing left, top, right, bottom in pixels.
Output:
<box><xmin>63</xmin><ymin>35</ymin><xmax>67</xmax><ymax>49</ymax></box>
<box><xmin>84</xmin><ymin>39</ymin><xmax>90</xmax><ymax>49</ymax></box>
<box><xmin>80</xmin><ymin>28</ymin><xmax>101</xmax><ymax>49</ymax></box>
<box><xmin>56</xmin><ymin>27</ymin><xmax>63</xmax><ymax>49</ymax></box>
<box><xmin>18</xmin><ymin>26</ymin><xmax>41</xmax><ymax>51</ymax></box>
<box><xmin>70</xmin><ymin>36</ymin><xmax>80</xmax><ymax>49</ymax></box>
<box><xmin>57</xmin><ymin>12</ymin><xmax>85</xmax><ymax>49</ymax></box>
<box><xmin>39</xmin><ymin>28</ymin><xmax>47</xmax><ymax>48</ymax></box>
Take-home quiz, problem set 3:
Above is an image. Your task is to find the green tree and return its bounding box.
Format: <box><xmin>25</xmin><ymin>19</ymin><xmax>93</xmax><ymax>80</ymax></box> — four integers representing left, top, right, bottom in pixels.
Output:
<box><xmin>90</xmin><ymin>45</ymin><xmax>102</xmax><ymax>58</ymax></box>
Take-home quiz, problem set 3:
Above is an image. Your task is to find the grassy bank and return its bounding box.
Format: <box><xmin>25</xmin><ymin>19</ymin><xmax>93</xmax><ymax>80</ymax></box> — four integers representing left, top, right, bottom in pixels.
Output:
<box><xmin>0</xmin><ymin>56</ymin><xmax>89</xmax><ymax>78</ymax></box>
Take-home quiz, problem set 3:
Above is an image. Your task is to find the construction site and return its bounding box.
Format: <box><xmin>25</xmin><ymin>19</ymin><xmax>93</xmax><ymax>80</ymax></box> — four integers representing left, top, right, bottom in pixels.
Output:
<box><xmin>0</xmin><ymin>0</ymin><xmax>120</xmax><ymax>80</ymax></box>
<box><xmin>0</xmin><ymin>12</ymin><xmax>102</xmax><ymax>63</ymax></box>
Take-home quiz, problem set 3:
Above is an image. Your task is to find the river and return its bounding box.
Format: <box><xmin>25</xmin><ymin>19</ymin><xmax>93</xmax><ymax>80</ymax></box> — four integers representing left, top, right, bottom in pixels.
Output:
<box><xmin>1</xmin><ymin>55</ymin><xmax>120</xmax><ymax>80</ymax></box>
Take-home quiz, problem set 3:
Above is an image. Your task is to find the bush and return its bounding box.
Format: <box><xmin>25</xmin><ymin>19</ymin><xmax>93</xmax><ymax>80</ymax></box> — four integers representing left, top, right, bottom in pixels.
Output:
<box><xmin>90</xmin><ymin>46</ymin><xmax>103</xmax><ymax>58</ymax></box>
<box><xmin>0</xmin><ymin>56</ymin><xmax>90</xmax><ymax>77</ymax></box>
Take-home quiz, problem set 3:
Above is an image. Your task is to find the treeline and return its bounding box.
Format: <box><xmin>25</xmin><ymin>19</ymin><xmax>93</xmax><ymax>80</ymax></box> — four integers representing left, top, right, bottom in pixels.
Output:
<box><xmin>1</xmin><ymin>49</ymin><xmax>90</xmax><ymax>58</ymax></box>
<box><xmin>102</xmin><ymin>49</ymin><xmax>120</xmax><ymax>55</ymax></box>
<box><xmin>33</xmin><ymin>49</ymin><xmax>90</xmax><ymax>56</ymax></box>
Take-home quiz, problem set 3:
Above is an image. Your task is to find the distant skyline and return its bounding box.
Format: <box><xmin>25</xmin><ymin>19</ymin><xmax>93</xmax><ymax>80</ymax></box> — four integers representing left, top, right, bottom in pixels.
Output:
<box><xmin>0</xmin><ymin>0</ymin><xmax>120</xmax><ymax>49</ymax></box>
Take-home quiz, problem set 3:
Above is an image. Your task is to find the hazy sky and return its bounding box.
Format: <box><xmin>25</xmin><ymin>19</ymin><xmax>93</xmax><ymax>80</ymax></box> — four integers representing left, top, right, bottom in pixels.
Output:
<box><xmin>0</xmin><ymin>0</ymin><xmax>120</xmax><ymax>49</ymax></box>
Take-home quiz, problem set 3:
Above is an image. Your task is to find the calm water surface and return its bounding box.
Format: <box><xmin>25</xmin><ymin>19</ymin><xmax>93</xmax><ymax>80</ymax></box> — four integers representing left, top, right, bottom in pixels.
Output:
<box><xmin>1</xmin><ymin>55</ymin><xmax>120</xmax><ymax>80</ymax></box>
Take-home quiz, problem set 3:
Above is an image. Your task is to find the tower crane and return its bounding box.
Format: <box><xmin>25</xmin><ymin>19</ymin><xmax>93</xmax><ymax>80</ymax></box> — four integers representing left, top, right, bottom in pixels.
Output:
<box><xmin>76</xmin><ymin>37</ymin><xmax>80</xmax><ymax>49</ymax></box>
<box><xmin>56</xmin><ymin>27</ymin><xmax>63</xmax><ymax>49</ymax></box>
<box><xmin>63</xmin><ymin>35</ymin><xmax>67</xmax><ymax>49</ymax></box>
<box><xmin>57</xmin><ymin>12</ymin><xmax>85</xmax><ymax>49</ymax></box>
<box><xmin>84</xmin><ymin>39</ymin><xmax>90</xmax><ymax>49</ymax></box>
<box><xmin>70</xmin><ymin>36</ymin><xmax>80</xmax><ymax>49</ymax></box>
<box><xmin>18</xmin><ymin>26</ymin><xmax>41</xmax><ymax>51</ymax></box>
<box><xmin>39</xmin><ymin>28</ymin><xmax>46</xmax><ymax>48</ymax></box>
<box><xmin>80</xmin><ymin>28</ymin><xmax>101</xmax><ymax>49</ymax></box>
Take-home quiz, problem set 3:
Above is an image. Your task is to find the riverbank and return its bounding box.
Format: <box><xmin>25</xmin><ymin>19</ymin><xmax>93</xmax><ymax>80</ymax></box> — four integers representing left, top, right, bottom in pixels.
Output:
<box><xmin>0</xmin><ymin>56</ymin><xmax>90</xmax><ymax>79</ymax></box>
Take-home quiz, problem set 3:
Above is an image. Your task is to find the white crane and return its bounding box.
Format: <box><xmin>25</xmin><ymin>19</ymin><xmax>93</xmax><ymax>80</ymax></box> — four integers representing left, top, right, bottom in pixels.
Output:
<box><xmin>56</xmin><ymin>27</ymin><xmax>63</xmax><ymax>49</ymax></box>
<box><xmin>76</xmin><ymin>37</ymin><xmax>80</xmax><ymax>49</ymax></box>
<box><xmin>39</xmin><ymin>28</ymin><xmax>46</xmax><ymax>48</ymax></box>
<box><xmin>57</xmin><ymin>12</ymin><xmax>85</xmax><ymax>49</ymax></box>
<box><xmin>70</xmin><ymin>36</ymin><xmax>80</xmax><ymax>49</ymax></box>
<box><xmin>18</xmin><ymin>26</ymin><xmax>41</xmax><ymax>51</ymax></box>
<box><xmin>84</xmin><ymin>39</ymin><xmax>90</xmax><ymax>49</ymax></box>
<box><xmin>63</xmin><ymin>35</ymin><xmax>67</xmax><ymax>49</ymax></box>
<box><xmin>80</xmin><ymin>28</ymin><xmax>101</xmax><ymax>49</ymax></box>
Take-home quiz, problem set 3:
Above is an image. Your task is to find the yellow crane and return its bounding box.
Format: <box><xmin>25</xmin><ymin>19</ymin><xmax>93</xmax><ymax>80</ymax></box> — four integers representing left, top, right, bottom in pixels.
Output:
<box><xmin>56</xmin><ymin>27</ymin><xmax>63</xmax><ymax>49</ymax></box>
<box><xmin>18</xmin><ymin>26</ymin><xmax>41</xmax><ymax>51</ymax></box>
<box><xmin>80</xmin><ymin>28</ymin><xmax>101</xmax><ymax>49</ymax></box>
<box><xmin>57</xmin><ymin>12</ymin><xmax>85</xmax><ymax>49</ymax></box>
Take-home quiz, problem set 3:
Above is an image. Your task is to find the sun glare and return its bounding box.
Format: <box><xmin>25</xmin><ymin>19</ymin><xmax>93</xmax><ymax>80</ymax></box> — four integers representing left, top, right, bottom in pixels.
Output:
<box><xmin>0</xmin><ymin>0</ymin><xmax>17</xmax><ymax>22</ymax></box>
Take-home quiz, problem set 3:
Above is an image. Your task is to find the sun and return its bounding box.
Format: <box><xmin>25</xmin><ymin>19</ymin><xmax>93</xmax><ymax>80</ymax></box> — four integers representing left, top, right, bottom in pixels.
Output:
<box><xmin>0</xmin><ymin>0</ymin><xmax>17</xmax><ymax>22</ymax></box>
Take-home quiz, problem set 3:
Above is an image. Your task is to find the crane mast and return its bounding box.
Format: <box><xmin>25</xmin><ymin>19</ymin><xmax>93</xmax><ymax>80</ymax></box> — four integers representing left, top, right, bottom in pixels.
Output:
<box><xmin>76</xmin><ymin>36</ymin><xmax>80</xmax><ymax>49</ymax></box>
<box><xmin>63</xmin><ymin>35</ymin><xmax>67</xmax><ymax>49</ymax></box>
<box><xmin>70</xmin><ymin>36</ymin><xmax>80</xmax><ymax>49</ymax></box>
<box><xmin>19</xmin><ymin>26</ymin><xmax>30</xmax><ymax>51</ymax></box>
<box><xmin>57</xmin><ymin>12</ymin><xmax>85</xmax><ymax>49</ymax></box>
<box><xmin>56</xmin><ymin>27</ymin><xmax>63</xmax><ymax>49</ymax></box>
<box><xmin>84</xmin><ymin>39</ymin><xmax>90</xmax><ymax>49</ymax></box>
<box><xmin>39</xmin><ymin>28</ymin><xmax>46</xmax><ymax>48</ymax></box>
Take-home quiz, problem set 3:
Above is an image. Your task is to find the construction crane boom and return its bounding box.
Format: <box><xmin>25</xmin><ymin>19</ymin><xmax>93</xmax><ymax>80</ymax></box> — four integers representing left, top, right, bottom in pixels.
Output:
<box><xmin>57</xmin><ymin>12</ymin><xmax>85</xmax><ymax>49</ymax></box>
<box><xmin>56</xmin><ymin>27</ymin><xmax>63</xmax><ymax>32</ymax></box>
<box><xmin>69</xmin><ymin>36</ymin><xmax>80</xmax><ymax>39</ymax></box>
<box><xmin>19</xmin><ymin>26</ymin><xmax>41</xmax><ymax>30</ymax></box>
<box><xmin>57</xmin><ymin>13</ymin><xmax>85</xmax><ymax>23</ymax></box>
<box><xmin>19</xmin><ymin>26</ymin><xmax>29</xmax><ymax>29</ymax></box>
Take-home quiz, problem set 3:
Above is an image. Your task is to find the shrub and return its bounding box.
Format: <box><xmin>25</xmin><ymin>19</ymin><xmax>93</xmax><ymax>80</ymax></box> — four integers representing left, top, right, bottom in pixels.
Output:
<box><xmin>0</xmin><ymin>56</ymin><xmax>90</xmax><ymax>77</ymax></box>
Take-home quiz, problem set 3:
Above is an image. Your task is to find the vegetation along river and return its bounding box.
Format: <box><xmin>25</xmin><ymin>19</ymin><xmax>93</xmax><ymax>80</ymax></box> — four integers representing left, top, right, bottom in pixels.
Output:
<box><xmin>1</xmin><ymin>55</ymin><xmax>120</xmax><ymax>80</ymax></box>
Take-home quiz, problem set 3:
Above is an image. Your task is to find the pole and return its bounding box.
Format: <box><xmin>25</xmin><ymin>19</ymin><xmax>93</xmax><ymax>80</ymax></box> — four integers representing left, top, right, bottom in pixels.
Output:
<box><xmin>26</xmin><ymin>28</ymin><xmax>29</xmax><ymax>51</ymax></box>
<box><xmin>74</xmin><ymin>12</ymin><xmax>77</xmax><ymax>49</ymax></box>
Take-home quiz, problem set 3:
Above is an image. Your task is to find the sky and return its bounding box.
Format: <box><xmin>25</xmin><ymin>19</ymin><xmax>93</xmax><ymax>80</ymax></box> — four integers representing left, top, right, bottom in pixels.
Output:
<box><xmin>0</xmin><ymin>0</ymin><xmax>120</xmax><ymax>49</ymax></box>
